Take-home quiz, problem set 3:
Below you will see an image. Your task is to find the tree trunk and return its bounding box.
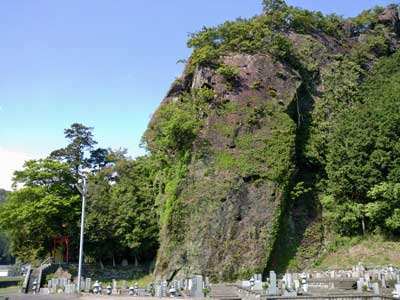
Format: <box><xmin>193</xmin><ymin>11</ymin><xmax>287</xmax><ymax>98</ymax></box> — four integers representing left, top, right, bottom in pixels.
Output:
<box><xmin>112</xmin><ymin>255</ymin><xmax>116</xmax><ymax>267</ymax></box>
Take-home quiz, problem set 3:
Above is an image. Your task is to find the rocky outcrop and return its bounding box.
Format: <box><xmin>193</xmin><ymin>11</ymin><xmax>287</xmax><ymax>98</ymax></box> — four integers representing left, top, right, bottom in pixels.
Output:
<box><xmin>378</xmin><ymin>8</ymin><xmax>400</xmax><ymax>35</ymax></box>
<box><xmin>148</xmin><ymin>4</ymin><xmax>400</xmax><ymax>282</ymax></box>
<box><xmin>153</xmin><ymin>53</ymin><xmax>302</xmax><ymax>281</ymax></box>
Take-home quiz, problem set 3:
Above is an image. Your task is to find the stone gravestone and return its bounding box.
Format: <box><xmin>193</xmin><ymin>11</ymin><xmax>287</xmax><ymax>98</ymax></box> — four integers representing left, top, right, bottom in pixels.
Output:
<box><xmin>62</xmin><ymin>278</ymin><xmax>68</xmax><ymax>288</ymax></box>
<box><xmin>80</xmin><ymin>277</ymin><xmax>85</xmax><ymax>292</ymax></box>
<box><xmin>191</xmin><ymin>275</ymin><xmax>204</xmax><ymax>298</ymax></box>
<box><xmin>242</xmin><ymin>281</ymin><xmax>251</xmax><ymax>288</ymax></box>
<box><xmin>65</xmin><ymin>284</ymin><xmax>74</xmax><ymax>294</ymax></box>
<box><xmin>154</xmin><ymin>284</ymin><xmax>162</xmax><ymax>297</ymax></box>
<box><xmin>395</xmin><ymin>284</ymin><xmax>400</xmax><ymax>297</ymax></box>
<box><xmin>51</xmin><ymin>278</ymin><xmax>58</xmax><ymax>289</ymax></box>
<box><xmin>284</xmin><ymin>273</ymin><xmax>293</xmax><ymax>289</ymax></box>
<box><xmin>112</xmin><ymin>279</ymin><xmax>118</xmax><ymax>294</ymax></box>
<box><xmin>204</xmin><ymin>276</ymin><xmax>210</xmax><ymax>288</ymax></box>
<box><xmin>161</xmin><ymin>280</ymin><xmax>168</xmax><ymax>297</ymax></box>
<box><xmin>121</xmin><ymin>280</ymin><xmax>127</xmax><ymax>291</ymax></box>
<box><xmin>177</xmin><ymin>280</ymin><xmax>184</xmax><ymax>291</ymax></box>
<box><xmin>48</xmin><ymin>280</ymin><xmax>52</xmax><ymax>290</ymax></box>
<box><xmin>85</xmin><ymin>278</ymin><xmax>91</xmax><ymax>292</ymax></box>
<box><xmin>253</xmin><ymin>280</ymin><xmax>263</xmax><ymax>291</ymax></box>
<box><xmin>294</xmin><ymin>280</ymin><xmax>300</xmax><ymax>291</ymax></box>
<box><xmin>357</xmin><ymin>278</ymin><xmax>365</xmax><ymax>292</ymax></box>
<box><xmin>187</xmin><ymin>278</ymin><xmax>192</xmax><ymax>291</ymax></box>
<box><xmin>372</xmin><ymin>282</ymin><xmax>379</xmax><ymax>294</ymax></box>
<box><xmin>50</xmin><ymin>279</ymin><xmax>58</xmax><ymax>294</ymax></box>
<box><xmin>268</xmin><ymin>271</ymin><xmax>277</xmax><ymax>295</ymax></box>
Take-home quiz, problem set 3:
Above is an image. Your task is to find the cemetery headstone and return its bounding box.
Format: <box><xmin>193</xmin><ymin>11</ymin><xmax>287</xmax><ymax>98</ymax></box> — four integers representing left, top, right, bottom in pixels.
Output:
<box><xmin>154</xmin><ymin>284</ymin><xmax>162</xmax><ymax>297</ymax></box>
<box><xmin>372</xmin><ymin>282</ymin><xmax>380</xmax><ymax>294</ymax></box>
<box><xmin>268</xmin><ymin>271</ymin><xmax>277</xmax><ymax>295</ymax></box>
<box><xmin>284</xmin><ymin>273</ymin><xmax>293</xmax><ymax>289</ymax></box>
<box><xmin>112</xmin><ymin>279</ymin><xmax>118</xmax><ymax>294</ymax></box>
<box><xmin>85</xmin><ymin>278</ymin><xmax>91</xmax><ymax>292</ymax></box>
<box><xmin>161</xmin><ymin>280</ymin><xmax>168</xmax><ymax>297</ymax></box>
<box><xmin>357</xmin><ymin>278</ymin><xmax>365</xmax><ymax>293</ymax></box>
<box><xmin>191</xmin><ymin>275</ymin><xmax>204</xmax><ymax>298</ymax></box>
<box><xmin>395</xmin><ymin>284</ymin><xmax>400</xmax><ymax>297</ymax></box>
<box><xmin>253</xmin><ymin>280</ymin><xmax>263</xmax><ymax>291</ymax></box>
<box><xmin>242</xmin><ymin>281</ymin><xmax>251</xmax><ymax>288</ymax></box>
<box><xmin>294</xmin><ymin>280</ymin><xmax>300</xmax><ymax>291</ymax></box>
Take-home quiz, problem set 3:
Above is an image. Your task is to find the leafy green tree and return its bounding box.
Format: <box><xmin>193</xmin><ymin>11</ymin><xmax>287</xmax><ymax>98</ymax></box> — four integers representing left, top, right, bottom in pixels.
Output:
<box><xmin>85</xmin><ymin>156</ymin><xmax>159</xmax><ymax>265</ymax></box>
<box><xmin>0</xmin><ymin>159</ymin><xmax>80</xmax><ymax>261</ymax></box>
<box><xmin>324</xmin><ymin>52</ymin><xmax>400</xmax><ymax>235</ymax></box>
<box><xmin>0</xmin><ymin>189</ymin><xmax>14</xmax><ymax>264</ymax></box>
<box><xmin>50</xmin><ymin>123</ymin><xmax>108</xmax><ymax>176</ymax></box>
<box><xmin>262</xmin><ymin>0</ymin><xmax>287</xmax><ymax>12</ymax></box>
<box><xmin>367</xmin><ymin>183</ymin><xmax>400</xmax><ymax>233</ymax></box>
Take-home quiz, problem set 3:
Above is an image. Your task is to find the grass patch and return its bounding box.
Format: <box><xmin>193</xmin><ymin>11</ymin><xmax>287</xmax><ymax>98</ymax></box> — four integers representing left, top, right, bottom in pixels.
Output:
<box><xmin>0</xmin><ymin>277</ymin><xmax>22</xmax><ymax>283</ymax></box>
<box><xmin>314</xmin><ymin>235</ymin><xmax>400</xmax><ymax>270</ymax></box>
<box><xmin>0</xmin><ymin>286</ymin><xmax>20</xmax><ymax>295</ymax></box>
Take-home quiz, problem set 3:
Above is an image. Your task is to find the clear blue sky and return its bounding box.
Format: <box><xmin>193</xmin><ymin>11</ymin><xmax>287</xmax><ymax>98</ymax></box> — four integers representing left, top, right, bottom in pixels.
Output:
<box><xmin>0</xmin><ymin>0</ymin><xmax>395</xmax><ymax>189</ymax></box>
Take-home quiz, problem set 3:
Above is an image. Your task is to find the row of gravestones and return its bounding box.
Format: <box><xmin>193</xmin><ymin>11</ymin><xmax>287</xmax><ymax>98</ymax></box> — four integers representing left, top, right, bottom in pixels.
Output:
<box><xmin>240</xmin><ymin>269</ymin><xmax>400</xmax><ymax>297</ymax></box>
<box><xmin>39</xmin><ymin>277</ymin><xmax>92</xmax><ymax>294</ymax></box>
<box><xmin>153</xmin><ymin>275</ymin><xmax>208</xmax><ymax>298</ymax></box>
<box><xmin>241</xmin><ymin>271</ymin><xmax>309</xmax><ymax>296</ymax></box>
<box><xmin>40</xmin><ymin>274</ymin><xmax>209</xmax><ymax>297</ymax></box>
<box><xmin>242</xmin><ymin>272</ymin><xmax>280</xmax><ymax>295</ymax></box>
<box><xmin>308</xmin><ymin>263</ymin><xmax>400</xmax><ymax>281</ymax></box>
<box><xmin>356</xmin><ymin>276</ymin><xmax>400</xmax><ymax>295</ymax></box>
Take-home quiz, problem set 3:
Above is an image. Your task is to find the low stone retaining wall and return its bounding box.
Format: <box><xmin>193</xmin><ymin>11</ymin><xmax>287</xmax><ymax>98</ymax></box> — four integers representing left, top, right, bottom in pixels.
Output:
<box><xmin>236</xmin><ymin>285</ymin><xmax>397</xmax><ymax>300</ymax></box>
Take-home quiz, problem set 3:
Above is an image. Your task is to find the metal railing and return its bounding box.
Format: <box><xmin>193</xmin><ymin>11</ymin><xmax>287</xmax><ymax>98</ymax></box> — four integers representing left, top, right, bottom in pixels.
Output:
<box><xmin>36</xmin><ymin>257</ymin><xmax>54</xmax><ymax>293</ymax></box>
<box><xmin>20</xmin><ymin>265</ymin><xmax>31</xmax><ymax>293</ymax></box>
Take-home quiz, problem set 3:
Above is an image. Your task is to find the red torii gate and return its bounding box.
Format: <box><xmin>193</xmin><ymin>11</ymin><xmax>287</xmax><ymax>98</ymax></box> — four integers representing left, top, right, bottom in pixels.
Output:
<box><xmin>52</xmin><ymin>236</ymin><xmax>70</xmax><ymax>263</ymax></box>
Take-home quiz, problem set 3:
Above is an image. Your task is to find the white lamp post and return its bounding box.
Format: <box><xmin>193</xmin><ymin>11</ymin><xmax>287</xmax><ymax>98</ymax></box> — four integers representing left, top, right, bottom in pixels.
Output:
<box><xmin>75</xmin><ymin>175</ymin><xmax>87</xmax><ymax>293</ymax></box>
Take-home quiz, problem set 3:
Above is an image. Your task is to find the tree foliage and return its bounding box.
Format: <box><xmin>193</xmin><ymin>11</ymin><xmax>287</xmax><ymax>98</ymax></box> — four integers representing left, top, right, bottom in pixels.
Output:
<box><xmin>1</xmin><ymin>125</ymin><xmax>160</xmax><ymax>264</ymax></box>
<box><xmin>85</xmin><ymin>155</ymin><xmax>159</xmax><ymax>264</ymax></box>
<box><xmin>324</xmin><ymin>52</ymin><xmax>400</xmax><ymax>235</ymax></box>
<box><xmin>0</xmin><ymin>159</ymin><xmax>80</xmax><ymax>261</ymax></box>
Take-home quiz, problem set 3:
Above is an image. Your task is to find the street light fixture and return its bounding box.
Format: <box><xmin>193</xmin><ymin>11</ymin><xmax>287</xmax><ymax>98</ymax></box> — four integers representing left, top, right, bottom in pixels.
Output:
<box><xmin>75</xmin><ymin>174</ymin><xmax>87</xmax><ymax>293</ymax></box>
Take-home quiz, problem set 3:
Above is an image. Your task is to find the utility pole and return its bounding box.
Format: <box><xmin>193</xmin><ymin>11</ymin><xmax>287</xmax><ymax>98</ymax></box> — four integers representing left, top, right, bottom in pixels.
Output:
<box><xmin>76</xmin><ymin>176</ymin><xmax>87</xmax><ymax>293</ymax></box>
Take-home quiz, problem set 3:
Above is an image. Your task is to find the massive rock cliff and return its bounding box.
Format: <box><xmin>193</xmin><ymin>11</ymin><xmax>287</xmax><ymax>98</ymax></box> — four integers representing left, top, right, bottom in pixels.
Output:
<box><xmin>144</xmin><ymin>4</ymin><xmax>400</xmax><ymax>281</ymax></box>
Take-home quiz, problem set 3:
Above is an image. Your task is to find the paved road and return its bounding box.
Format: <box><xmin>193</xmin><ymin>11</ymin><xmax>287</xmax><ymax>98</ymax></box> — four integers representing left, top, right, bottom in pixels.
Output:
<box><xmin>0</xmin><ymin>294</ymin><xmax>193</xmax><ymax>300</ymax></box>
<box><xmin>0</xmin><ymin>295</ymin><xmax>78</xmax><ymax>300</ymax></box>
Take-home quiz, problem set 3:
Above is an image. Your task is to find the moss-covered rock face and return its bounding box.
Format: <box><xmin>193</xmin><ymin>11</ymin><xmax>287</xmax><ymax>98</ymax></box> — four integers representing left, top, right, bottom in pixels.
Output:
<box><xmin>148</xmin><ymin>53</ymin><xmax>301</xmax><ymax>281</ymax></box>
<box><xmin>145</xmin><ymin>3</ymin><xmax>400</xmax><ymax>281</ymax></box>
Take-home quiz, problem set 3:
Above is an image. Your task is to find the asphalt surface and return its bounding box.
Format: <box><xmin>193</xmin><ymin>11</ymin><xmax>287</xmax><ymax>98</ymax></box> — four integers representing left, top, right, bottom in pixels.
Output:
<box><xmin>0</xmin><ymin>295</ymin><xmax>78</xmax><ymax>300</ymax></box>
<box><xmin>0</xmin><ymin>293</ymin><xmax>192</xmax><ymax>300</ymax></box>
